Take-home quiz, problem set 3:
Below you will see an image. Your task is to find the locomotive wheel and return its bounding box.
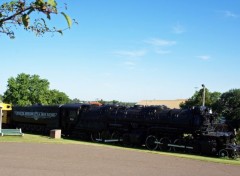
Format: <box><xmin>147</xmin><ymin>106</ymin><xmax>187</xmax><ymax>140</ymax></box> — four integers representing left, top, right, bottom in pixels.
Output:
<box><xmin>91</xmin><ymin>132</ymin><xmax>102</xmax><ymax>142</ymax></box>
<box><xmin>173</xmin><ymin>139</ymin><xmax>186</xmax><ymax>153</ymax></box>
<box><xmin>111</xmin><ymin>132</ymin><xmax>121</xmax><ymax>144</ymax></box>
<box><xmin>111</xmin><ymin>132</ymin><xmax>120</xmax><ymax>139</ymax></box>
<box><xmin>159</xmin><ymin>137</ymin><xmax>172</xmax><ymax>151</ymax></box>
<box><xmin>230</xmin><ymin>151</ymin><xmax>238</xmax><ymax>159</ymax></box>
<box><xmin>101</xmin><ymin>131</ymin><xmax>111</xmax><ymax>141</ymax></box>
<box><xmin>122</xmin><ymin>134</ymin><xmax>132</xmax><ymax>147</ymax></box>
<box><xmin>145</xmin><ymin>135</ymin><xmax>158</xmax><ymax>150</ymax></box>
<box><xmin>219</xmin><ymin>149</ymin><xmax>229</xmax><ymax>158</ymax></box>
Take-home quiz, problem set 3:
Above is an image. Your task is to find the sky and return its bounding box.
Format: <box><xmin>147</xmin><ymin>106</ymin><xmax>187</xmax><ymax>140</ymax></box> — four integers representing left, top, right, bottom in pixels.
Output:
<box><xmin>1</xmin><ymin>0</ymin><xmax>240</xmax><ymax>102</ymax></box>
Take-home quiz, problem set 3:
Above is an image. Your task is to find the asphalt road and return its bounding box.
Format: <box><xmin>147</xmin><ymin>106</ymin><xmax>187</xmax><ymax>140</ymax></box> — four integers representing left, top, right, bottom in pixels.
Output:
<box><xmin>0</xmin><ymin>142</ymin><xmax>239</xmax><ymax>176</ymax></box>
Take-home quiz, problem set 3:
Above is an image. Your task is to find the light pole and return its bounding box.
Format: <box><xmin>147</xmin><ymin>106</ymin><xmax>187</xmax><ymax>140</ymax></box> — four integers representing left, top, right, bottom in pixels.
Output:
<box><xmin>202</xmin><ymin>84</ymin><xmax>205</xmax><ymax>107</ymax></box>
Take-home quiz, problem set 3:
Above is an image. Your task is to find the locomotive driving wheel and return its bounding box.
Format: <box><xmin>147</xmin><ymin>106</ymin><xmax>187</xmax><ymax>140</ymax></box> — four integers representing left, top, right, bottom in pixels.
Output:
<box><xmin>159</xmin><ymin>137</ymin><xmax>172</xmax><ymax>151</ymax></box>
<box><xmin>122</xmin><ymin>134</ymin><xmax>133</xmax><ymax>147</ymax></box>
<box><xmin>91</xmin><ymin>131</ymin><xmax>102</xmax><ymax>142</ymax></box>
<box><xmin>173</xmin><ymin>138</ymin><xmax>186</xmax><ymax>153</ymax></box>
<box><xmin>111</xmin><ymin>132</ymin><xmax>121</xmax><ymax>144</ymax></box>
<box><xmin>145</xmin><ymin>135</ymin><xmax>158</xmax><ymax>150</ymax></box>
<box><xmin>101</xmin><ymin>131</ymin><xmax>111</xmax><ymax>141</ymax></box>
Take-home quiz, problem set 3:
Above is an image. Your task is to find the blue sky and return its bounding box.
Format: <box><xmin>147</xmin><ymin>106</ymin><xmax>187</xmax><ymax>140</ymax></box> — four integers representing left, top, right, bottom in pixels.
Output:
<box><xmin>1</xmin><ymin>0</ymin><xmax>240</xmax><ymax>102</ymax></box>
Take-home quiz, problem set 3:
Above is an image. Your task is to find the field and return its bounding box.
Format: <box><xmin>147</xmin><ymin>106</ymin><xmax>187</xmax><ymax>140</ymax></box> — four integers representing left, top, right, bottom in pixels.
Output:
<box><xmin>0</xmin><ymin>134</ymin><xmax>239</xmax><ymax>165</ymax></box>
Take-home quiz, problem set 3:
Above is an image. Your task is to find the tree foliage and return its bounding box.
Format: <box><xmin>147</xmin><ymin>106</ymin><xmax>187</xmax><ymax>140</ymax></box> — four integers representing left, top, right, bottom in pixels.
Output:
<box><xmin>216</xmin><ymin>89</ymin><xmax>240</xmax><ymax>121</ymax></box>
<box><xmin>98</xmin><ymin>99</ymin><xmax>136</xmax><ymax>107</ymax></box>
<box><xmin>70</xmin><ymin>98</ymin><xmax>81</xmax><ymax>104</ymax></box>
<box><xmin>0</xmin><ymin>0</ymin><xmax>73</xmax><ymax>38</ymax></box>
<box><xmin>180</xmin><ymin>88</ymin><xmax>221</xmax><ymax>110</ymax></box>
<box><xmin>3</xmin><ymin>73</ymin><xmax>70</xmax><ymax>105</ymax></box>
<box><xmin>180</xmin><ymin>87</ymin><xmax>240</xmax><ymax>124</ymax></box>
<box><xmin>48</xmin><ymin>89</ymin><xmax>70</xmax><ymax>105</ymax></box>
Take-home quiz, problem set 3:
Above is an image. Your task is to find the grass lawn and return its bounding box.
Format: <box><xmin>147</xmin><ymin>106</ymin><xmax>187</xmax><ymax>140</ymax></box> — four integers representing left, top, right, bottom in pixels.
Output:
<box><xmin>0</xmin><ymin>133</ymin><xmax>87</xmax><ymax>144</ymax></box>
<box><xmin>0</xmin><ymin>133</ymin><xmax>239</xmax><ymax>165</ymax></box>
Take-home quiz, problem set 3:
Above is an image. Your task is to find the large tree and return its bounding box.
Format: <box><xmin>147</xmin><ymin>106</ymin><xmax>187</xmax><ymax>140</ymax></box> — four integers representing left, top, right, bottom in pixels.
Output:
<box><xmin>3</xmin><ymin>73</ymin><xmax>70</xmax><ymax>105</ymax></box>
<box><xmin>0</xmin><ymin>0</ymin><xmax>73</xmax><ymax>38</ymax></box>
<box><xmin>48</xmin><ymin>89</ymin><xmax>70</xmax><ymax>105</ymax></box>
<box><xmin>180</xmin><ymin>87</ymin><xmax>221</xmax><ymax>110</ymax></box>
<box><xmin>216</xmin><ymin>89</ymin><xmax>240</xmax><ymax>121</ymax></box>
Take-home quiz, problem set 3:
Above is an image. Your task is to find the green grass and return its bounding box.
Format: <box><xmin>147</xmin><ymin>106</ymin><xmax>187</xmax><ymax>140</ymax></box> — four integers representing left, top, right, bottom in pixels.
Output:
<box><xmin>0</xmin><ymin>133</ymin><xmax>240</xmax><ymax>165</ymax></box>
<box><xmin>0</xmin><ymin>133</ymin><xmax>85</xmax><ymax>144</ymax></box>
<box><xmin>145</xmin><ymin>150</ymin><xmax>240</xmax><ymax>165</ymax></box>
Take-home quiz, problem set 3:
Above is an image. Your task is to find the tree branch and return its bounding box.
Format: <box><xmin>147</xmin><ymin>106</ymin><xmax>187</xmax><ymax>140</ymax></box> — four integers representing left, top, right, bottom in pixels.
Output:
<box><xmin>0</xmin><ymin>6</ymin><xmax>32</xmax><ymax>24</ymax></box>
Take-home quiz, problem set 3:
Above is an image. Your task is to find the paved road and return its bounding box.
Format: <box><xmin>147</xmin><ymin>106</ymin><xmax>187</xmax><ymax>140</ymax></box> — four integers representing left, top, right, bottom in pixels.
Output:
<box><xmin>0</xmin><ymin>142</ymin><xmax>239</xmax><ymax>176</ymax></box>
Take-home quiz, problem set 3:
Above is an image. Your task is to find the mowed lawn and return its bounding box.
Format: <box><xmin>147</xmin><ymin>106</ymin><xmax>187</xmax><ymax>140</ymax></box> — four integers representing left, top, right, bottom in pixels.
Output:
<box><xmin>0</xmin><ymin>133</ymin><xmax>239</xmax><ymax>165</ymax></box>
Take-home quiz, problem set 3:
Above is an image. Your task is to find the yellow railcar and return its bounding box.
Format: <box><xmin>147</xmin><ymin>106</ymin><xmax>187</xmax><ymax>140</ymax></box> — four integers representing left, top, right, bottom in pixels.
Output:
<box><xmin>0</xmin><ymin>103</ymin><xmax>12</xmax><ymax>126</ymax></box>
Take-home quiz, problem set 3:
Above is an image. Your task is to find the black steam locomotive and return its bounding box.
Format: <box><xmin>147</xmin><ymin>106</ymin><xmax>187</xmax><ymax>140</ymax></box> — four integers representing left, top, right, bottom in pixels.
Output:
<box><xmin>9</xmin><ymin>103</ymin><xmax>239</xmax><ymax>158</ymax></box>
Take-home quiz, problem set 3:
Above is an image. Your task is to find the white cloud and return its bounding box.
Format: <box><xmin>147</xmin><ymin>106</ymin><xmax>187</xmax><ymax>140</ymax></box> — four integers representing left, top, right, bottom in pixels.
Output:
<box><xmin>155</xmin><ymin>49</ymin><xmax>171</xmax><ymax>55</ymax></box>
<box><xmin>113</xmin><ymin>50</ymin><xmax>147</xmax><ymax>57</ymax></box>
<box><xmin>124</xmin><ymin>61</ymin><xmax>136</xmax><ymax>66</ymax></box>
<box><xmin>113</xmin><ymin>38</ymin><xmax>176</xmax><ymax>58</ymax></box>
<box><xmin>145</xmin><ymin>38</ymin><xmax>176</xmax><ymax>55</ymax></box>
<box><xmin>172</xmin><ymin>24</ymin><xmax>186</xmax><ymax>34</ymax></box>
<box><xmin>123</xmin><ymin>61</ymin><xmax>136</xmax><ymax>70</ymax></box>
<box><xmin>146</xmin><ymin>38</ymin><xmax>177</xmax><ymax>47</ymax></box>
<box><xmin>223</xmin><ymin>10</ymin><xmax>238</xmax><ymax>18</ymax></box>
<box><xmin>197</xmin><ymin>55</ymin><xmax>211</xmax><ymax>60</ymax></box>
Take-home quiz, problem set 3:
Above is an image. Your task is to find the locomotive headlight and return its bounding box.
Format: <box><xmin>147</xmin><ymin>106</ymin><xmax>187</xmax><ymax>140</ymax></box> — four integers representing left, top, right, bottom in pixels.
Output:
<box><xmin>209</xmin><ymin>109</ymin><xmax>212</xmax><ymax>114</ymax></box>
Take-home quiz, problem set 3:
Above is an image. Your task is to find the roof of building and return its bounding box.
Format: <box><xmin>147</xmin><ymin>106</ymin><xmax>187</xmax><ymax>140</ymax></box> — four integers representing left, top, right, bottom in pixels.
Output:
<box><xmin>137</xmin><ymin>99</ymin><xmax>186</xmax><ymax>109</ymax></box>
<box><xmin>89</xmin><ymin>101</ymin><xmax>103</xmax><ymax>106</ymax></box>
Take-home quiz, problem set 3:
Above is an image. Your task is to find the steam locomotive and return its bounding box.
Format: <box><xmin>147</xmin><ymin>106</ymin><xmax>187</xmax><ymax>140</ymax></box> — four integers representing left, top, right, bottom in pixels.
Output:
<box><xmin>9</xmin><ymin>103</ymin><xmax>239</xmax><ymax>158</ymax></box>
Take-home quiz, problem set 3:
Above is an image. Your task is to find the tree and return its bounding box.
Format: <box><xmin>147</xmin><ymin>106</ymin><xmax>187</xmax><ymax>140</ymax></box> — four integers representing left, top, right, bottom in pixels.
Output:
<box><xmin>48</xmin><ymin>89</ymin><xmax>70</xmax><ymax>105</ymax></box>
<box><xmin>3</xmin><ymin>73</ymin><xmax>49</xmax><ymax>105</ymax></box>
<box><xmin>180</xmin><ymin>88</ymin><xmax>221</xmax><ymax>110</ymax></box>
<box><xmin>70</xmin><ymin>98</ymin><xmax>81</xmax><ymax>104</ymax></box>
<box><xmin>216</xmin><ymin>89</ymin><xmax>240</xmax><ymax>121</ymax></box>
<box><xmin>3</xmin><ymin>73</ymin><xmax>70</xmax><ymax>105</ymax></box>
<box><xmin>210</xmin><ymin>91</ymin><xmax>222</xmax><ymax>110</ymax></box>
<box><xmin>97</xmin><ymin>99</ymin><xmax>136</xmax><ymax>107</ymax></box>
<box><xmin>0</xmin><ymin>0</ymin><xmax>73</xmax><ymax>39</ymax></box>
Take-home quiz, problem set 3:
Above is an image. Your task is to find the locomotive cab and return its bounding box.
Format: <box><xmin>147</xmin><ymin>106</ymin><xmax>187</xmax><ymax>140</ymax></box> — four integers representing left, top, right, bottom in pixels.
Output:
<box><xmin>192</xmin><ymin>106</ymin><xmax>215</xmax><ymax>130</ymax></box>
<box><xmin>60</xmin><ymin>103</ymin><xmax>86</xmax><ymax>134</ymax></box>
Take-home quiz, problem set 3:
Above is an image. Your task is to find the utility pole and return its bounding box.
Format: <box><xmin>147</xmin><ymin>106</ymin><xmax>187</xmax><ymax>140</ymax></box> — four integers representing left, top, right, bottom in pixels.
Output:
<box><xmin>202</xmin><ymin>84</ymin><xmax>206</xmax><ymax>107</ymax></box>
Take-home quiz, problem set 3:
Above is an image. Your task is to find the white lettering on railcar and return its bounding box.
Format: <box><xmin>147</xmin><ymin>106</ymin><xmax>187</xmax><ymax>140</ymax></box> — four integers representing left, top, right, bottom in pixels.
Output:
<box><xmin>14</xmin><ymin>111</ymin><xmax>58</xmax><ymax>120</ymax></box>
